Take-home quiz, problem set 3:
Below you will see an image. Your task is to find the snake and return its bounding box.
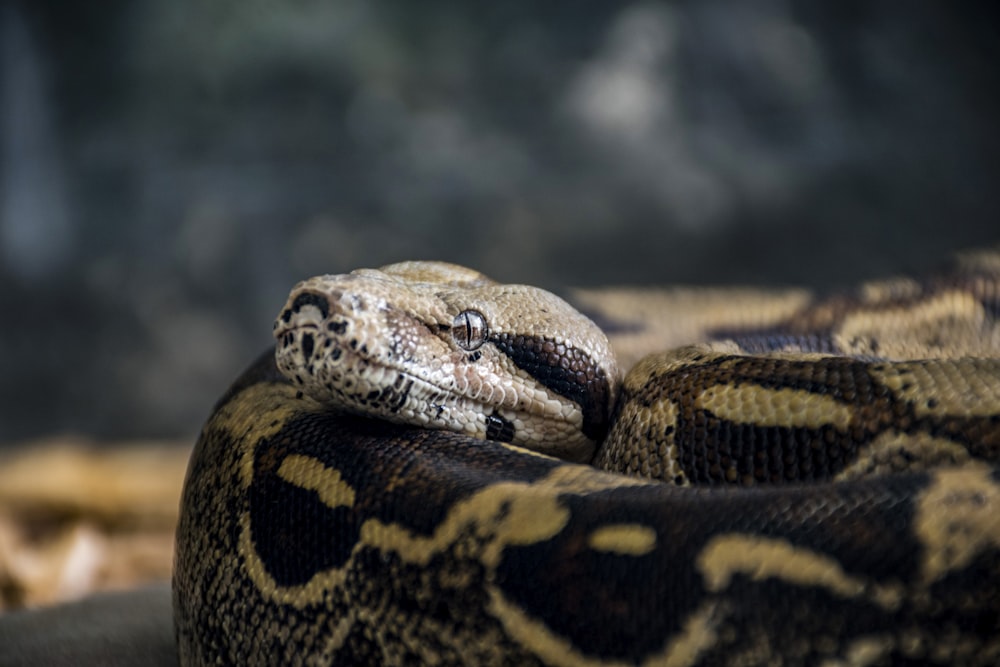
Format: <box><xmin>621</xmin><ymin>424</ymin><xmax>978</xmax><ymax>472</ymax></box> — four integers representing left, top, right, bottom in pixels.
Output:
<box><xmin>173</xmin><ymin>248</ymin><xmax>1000</xmax><ymax>666</ymax></box>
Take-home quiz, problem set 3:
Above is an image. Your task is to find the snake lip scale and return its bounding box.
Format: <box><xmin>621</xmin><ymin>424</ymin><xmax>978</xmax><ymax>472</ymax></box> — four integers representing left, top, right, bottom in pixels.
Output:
<box><xmin>175</xmin><ymin>251</ymin><xmax>1000</xmax><ymax>667</ymax></box>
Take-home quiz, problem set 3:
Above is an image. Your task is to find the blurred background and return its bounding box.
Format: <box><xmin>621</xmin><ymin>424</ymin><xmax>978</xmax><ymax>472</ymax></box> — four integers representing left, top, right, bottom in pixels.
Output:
<box><xmin>2</xmin><ymin>1</ymin><xmax>999</xmax><ymax>444</ymax></box>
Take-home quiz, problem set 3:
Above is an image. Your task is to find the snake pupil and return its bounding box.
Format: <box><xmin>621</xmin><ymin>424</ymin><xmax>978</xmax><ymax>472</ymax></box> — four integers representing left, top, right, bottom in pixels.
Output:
<box><xmin>453</xmin><ymin>310</ymin><xmax>488</xmax><ymax>351</ymax></box>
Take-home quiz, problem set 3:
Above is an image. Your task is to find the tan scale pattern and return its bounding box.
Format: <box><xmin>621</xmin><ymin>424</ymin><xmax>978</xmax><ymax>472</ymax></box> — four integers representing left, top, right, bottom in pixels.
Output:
<box><xmin>175</xmin><ymin>249</ymin><xmax>1000</xmax><ymax>666</ymax></box>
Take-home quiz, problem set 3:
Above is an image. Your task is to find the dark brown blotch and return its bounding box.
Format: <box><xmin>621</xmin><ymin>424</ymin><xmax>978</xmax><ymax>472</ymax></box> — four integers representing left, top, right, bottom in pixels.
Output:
<box><xmin>490</xmin><ymin>332</ymin><xmax>612</xmax><ymax>442</ymax></box>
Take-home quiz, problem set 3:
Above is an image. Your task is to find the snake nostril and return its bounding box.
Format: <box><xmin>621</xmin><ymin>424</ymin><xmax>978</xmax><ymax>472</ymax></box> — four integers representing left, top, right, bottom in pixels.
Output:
<box><xmin>291</xmin><ymin>291</ymin><xmax>331</xmax><ymax>319</ymax></box>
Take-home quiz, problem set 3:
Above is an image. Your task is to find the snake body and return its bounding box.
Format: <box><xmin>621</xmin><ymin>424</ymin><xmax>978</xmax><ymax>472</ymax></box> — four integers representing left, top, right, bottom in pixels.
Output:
<box><xmin>173</xmin><ymin>250</ymin><xmax>1000</xmax><ymax>666</ymax></box>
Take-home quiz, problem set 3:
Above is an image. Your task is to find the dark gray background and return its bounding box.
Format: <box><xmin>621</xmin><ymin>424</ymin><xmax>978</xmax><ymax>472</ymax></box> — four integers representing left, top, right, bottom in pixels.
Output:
<box><xmin>1</xmin><ymin>1</ymin><xmax>998</xmax><ymax>443</ymax></box>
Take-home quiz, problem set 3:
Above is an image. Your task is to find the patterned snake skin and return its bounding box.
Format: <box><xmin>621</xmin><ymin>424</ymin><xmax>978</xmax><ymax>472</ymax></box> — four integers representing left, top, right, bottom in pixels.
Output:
<box><xmin>174</xmin><ymin>249</ymin><xmax>1000</xmax><ymax>666</ymax></box>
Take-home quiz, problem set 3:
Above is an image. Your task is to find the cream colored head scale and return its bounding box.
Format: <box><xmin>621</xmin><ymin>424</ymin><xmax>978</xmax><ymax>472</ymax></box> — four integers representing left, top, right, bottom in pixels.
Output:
<box><xmin>274</xmin><ymin>261</ymin><xmax>619</xmax><ymax>462</ymax></box>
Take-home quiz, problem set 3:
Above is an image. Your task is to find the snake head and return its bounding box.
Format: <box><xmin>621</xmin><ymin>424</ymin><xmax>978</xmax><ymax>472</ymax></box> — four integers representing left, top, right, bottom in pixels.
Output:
<box><xmin>273</xmin><ymin>261</ymin><xmax>619</xmax><ymax>462</ymax></box>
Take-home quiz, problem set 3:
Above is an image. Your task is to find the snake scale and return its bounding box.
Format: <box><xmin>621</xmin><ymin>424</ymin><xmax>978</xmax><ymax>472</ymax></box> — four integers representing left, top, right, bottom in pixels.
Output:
<box><xmin>173</xmin><ymin>248</ymin><xmax>1000</xmax><ymax>666</ymax></box>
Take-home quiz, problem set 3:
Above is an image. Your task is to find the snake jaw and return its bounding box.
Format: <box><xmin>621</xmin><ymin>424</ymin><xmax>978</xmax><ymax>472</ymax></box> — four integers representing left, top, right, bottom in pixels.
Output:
<box><xmin>273</xmin><ymin>263</ymin><xmax>619</xmax><ymax>462</ymax></box>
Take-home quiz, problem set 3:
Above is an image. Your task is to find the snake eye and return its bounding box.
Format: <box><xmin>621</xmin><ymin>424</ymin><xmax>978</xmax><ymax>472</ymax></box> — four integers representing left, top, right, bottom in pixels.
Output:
<box><xmin>452</xmin><ymin>310</ymin><xmax>488</xmax><ymax>351</ymax></box>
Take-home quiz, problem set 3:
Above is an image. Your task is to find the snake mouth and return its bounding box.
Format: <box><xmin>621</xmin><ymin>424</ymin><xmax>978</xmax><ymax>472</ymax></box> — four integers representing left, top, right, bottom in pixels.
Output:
<box><xmin>274</xmin><ymin>317</ymin><xmax>469</xmax><ymax>414</ymax></box>
<box><xmin>275</xmin><ymin>323</ymin><xmax>493</xmax><ymax>441</ymax></box>
<box><xmin>273</xmin><ymin>318</ymin><xmax>593</xmax><ymax>458</ymax></box>
<box><xmin>274</xmin><ymin>286</ymin><xmax>487</xmax><ymax>413</ymax></box>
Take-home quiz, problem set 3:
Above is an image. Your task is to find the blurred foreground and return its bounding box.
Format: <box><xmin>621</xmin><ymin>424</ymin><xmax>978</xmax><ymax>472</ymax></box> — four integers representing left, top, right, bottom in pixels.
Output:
<box><xmin>0</xmin><ymin>439</ymin><xmax>188</xmax><ymax>610</ymax></box>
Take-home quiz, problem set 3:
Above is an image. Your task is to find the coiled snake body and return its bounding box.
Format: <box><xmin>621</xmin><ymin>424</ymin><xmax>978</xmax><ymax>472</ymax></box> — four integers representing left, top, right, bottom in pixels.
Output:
<box><xmin>174</xmin><ymin>250</ymin><xmax>1000</xmax><ymax>666</ymax></box>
